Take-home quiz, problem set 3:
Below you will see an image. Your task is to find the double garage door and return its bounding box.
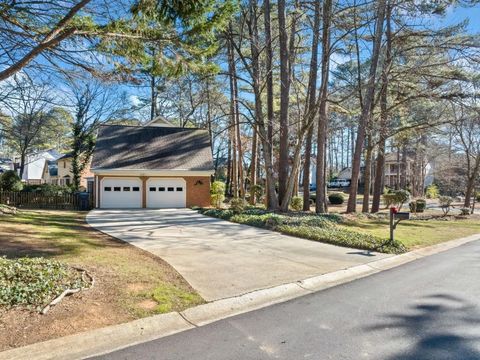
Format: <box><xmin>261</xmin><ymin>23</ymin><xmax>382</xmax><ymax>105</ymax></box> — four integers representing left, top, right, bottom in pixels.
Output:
<box><xmin>100</xmin><ymin>178</ymin><xmax>186</xmax><ymax>208</ymax></box>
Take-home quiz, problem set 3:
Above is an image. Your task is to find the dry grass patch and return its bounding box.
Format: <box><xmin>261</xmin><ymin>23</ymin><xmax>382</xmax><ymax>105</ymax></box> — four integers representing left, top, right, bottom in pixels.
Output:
<box><xmin>0</xmin><ymin>210</ymin><xmax>204</xmax><ymax>351</ymax></box>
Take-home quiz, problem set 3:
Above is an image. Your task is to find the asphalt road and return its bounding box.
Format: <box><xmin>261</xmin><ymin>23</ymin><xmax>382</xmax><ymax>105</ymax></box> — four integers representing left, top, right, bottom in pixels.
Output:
<box><xmin>92</xmin><ymin>240</ymin><xmax>480</xmax><ymax>360</ymax></box>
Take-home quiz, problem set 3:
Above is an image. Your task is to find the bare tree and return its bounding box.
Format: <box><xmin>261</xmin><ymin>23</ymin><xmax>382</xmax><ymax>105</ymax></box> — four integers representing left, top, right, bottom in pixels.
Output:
<box><xmin>66</xmin><ymin>78</ymin><xmax>127</xmax><ymax>190</ymax></box>
<box><xmin>0</xmin><ymin>76</ymin><xmax>55</xmax><ymax>177</ymax></box>
<box><xmin>347</xmin><ymin>0</ymin><xmax>387</xmax><ymax>213</ymax></box>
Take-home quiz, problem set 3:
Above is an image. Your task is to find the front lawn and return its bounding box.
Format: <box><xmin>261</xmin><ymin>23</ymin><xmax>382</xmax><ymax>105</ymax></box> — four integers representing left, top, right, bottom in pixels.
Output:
<box><xmin>340</xmin><ymin>214</ymin><xmax>480</xmax><ymax>249</ymax></box>
<box><xmin>0</xmin><ymin>210</ymin><xmax>204</xmax><ymax>351</ymax></box>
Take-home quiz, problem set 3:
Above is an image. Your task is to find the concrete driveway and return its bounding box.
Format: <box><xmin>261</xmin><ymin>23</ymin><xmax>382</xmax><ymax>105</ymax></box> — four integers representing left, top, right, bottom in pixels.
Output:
<box><xmin>87</xmin><ymin>209</ymin><xmax>392</xmax><ymax>301</ymax></box>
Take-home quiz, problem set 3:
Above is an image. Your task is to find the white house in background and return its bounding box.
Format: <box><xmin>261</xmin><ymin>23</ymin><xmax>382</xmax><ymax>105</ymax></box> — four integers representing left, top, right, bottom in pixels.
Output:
<box><xmin>0</xmin><ymin>158</ymin><xmax>13</xmax><ymax>173</ymax></box>
<box><xmin>17</xmin><ymin>149</ymin><xmax>62</xmax><ymax>184</ymax></box>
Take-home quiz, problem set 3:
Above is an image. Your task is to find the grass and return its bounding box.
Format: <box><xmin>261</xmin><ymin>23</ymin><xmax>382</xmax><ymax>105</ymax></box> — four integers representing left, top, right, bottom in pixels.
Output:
<box><xmin>340</xmin><ymin>215</ymin><xmax>480</xmax><ymax>249</ymax></box>
<box><xmin>0</xmin><ymin>210</ymin><xmax>204</xmax><ymax>316</ymax></box>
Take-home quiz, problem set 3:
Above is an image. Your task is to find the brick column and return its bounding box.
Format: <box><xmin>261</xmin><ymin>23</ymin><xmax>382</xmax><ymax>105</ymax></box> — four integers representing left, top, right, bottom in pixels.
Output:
<box><xmin>140</xmin><ymin>176</ymin><xmax>148</xmax><ymax>208</ymax></box>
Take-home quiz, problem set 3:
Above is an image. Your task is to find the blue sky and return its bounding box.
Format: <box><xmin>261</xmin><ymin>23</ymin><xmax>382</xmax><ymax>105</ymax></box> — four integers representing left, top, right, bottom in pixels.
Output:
<box><xmin>441</xmin><ymin>4</ymin><xmax>480</xmax><ymax>33</ymax></box>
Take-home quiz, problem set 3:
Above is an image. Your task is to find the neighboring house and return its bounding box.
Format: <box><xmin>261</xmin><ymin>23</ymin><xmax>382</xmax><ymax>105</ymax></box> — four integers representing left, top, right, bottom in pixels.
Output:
<box><xmin>384</xmin><ymin>153</ymin><xmax>433</xmax><ymax>188</ymax></box>
<box><xmin>91</xmin><ymin>124</ymin><xmax>214</xmax><ymax>209</ymax></box>
<box><xmin>144</xmin><ymin>116</ymin><xmax>175</xmax><ymax>127</ymax></box>
<box><xmin>0</xmin><ymin>158</ymin><xmax>13</xmax><ymax>174</ymax></box>
<box><xmin>18</xmin><ymin>149</ymin><xmax>61</xmax><ymax>184</ymax></box>
<box><xmin>56</xmin><ymin>152</ymin><xmax>94</xmax><ymax>189</ymax></box>
<box><xmin>41</xmin><ymin>160</ymin><xmax>58</xmax><ymax>183</ymax></box>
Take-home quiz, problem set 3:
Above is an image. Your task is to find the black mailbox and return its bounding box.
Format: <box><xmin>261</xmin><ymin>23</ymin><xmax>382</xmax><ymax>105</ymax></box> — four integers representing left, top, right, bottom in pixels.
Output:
<box><xmin>395</xmin><ymin>212</ymin><xmax>410</xmax><ymax>220</ymax></box>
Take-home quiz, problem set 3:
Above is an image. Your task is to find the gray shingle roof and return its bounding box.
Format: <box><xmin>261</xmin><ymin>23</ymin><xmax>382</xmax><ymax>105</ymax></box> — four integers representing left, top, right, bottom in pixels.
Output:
<box><xmin>91</xmin><ymin>125</ymin><xmax>214</xmax><ymax>171</ymax></box>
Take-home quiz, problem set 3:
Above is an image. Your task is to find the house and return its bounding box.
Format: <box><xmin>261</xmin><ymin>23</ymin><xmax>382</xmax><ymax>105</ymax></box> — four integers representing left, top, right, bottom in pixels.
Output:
<box><xmin>41</xmin><ymin>160</ymin><xmax>58</xmax><ymax>183</ymax></box>
<box><xmin>384</xmin><ymin>153</ymin><xmax>433</xmax><ymax>188</ymax></box>
<box><xmin>41</xmin><ymin>152</ymin><xmax>94</xmax><ymax>190</ymax></box>
<box><xmin>144</xmin><ymin>116</ymin><xmax>175</xmax><ymax>127</ymax></box>
<box><xmin>0</xmin><ymin>158</ymin><xmax>13</xmax><ymax>174</ymax></box>
<box><xmin>91</xmin><ymin>125</ymin><xmax>214</xmax><ymax>208</ymax></box>
<box><xmin>18</xmin><ymin>149</ymin><xmax>61</xmax><ymax>184</ymax></box>
<box><xmin>55</xmin><ymin>152</ymin><xmax>94</xmax><ymax>189</ymax></box>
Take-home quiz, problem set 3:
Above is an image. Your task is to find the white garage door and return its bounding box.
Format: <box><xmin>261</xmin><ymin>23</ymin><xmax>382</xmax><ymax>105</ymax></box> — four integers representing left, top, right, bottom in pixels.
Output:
<box><xmin>146</xmin><ymin>178</ymin><xmax>186</xmax><ymax>208</ymax></box>
<box><xmin>101</xmin><ymin>178</ymin><xmax>142</xmax><ymax>208</ymax></box>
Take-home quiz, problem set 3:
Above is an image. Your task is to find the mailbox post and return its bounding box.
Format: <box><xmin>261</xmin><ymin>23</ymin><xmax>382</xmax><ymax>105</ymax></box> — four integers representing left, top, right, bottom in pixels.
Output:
<box><xmin>389</xmin><ymin>207</ymin><xmax>410</xmax><ymax>243</ymax></box>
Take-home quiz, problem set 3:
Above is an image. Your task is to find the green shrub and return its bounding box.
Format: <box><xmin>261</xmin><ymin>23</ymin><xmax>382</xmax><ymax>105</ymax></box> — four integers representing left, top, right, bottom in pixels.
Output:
<box><xmin>415</xmin><ymin>199</ymin><xmax>427</xmax><ymax>212</ymax></box>
<box><xmin>0</xmin><ymin>257</ymin><xmax>88</xmax><ymax>310</ymax></box>
<box><xmin>309</xmin><ymin>193</ymin><xmax>316</xmax><ymax>204</ymax></box>
<box><xmin>328</xmin><ymin>192</ymin><xmax>345</xmax><ymax>205</ymax></box>
<box><xmin>290</xmin><ymin>196</ymin><xmax>303</xmax><ymax>211</ymax></box>
<box><xmin>439</xmin><ymin>195</ymin><xmax>453</xmax><ymax>216</ymax></box>
<box><xmin>459</xmin><ymin>207</ymin><xmax>470</xmax><ymax>216</ymax></box>
<box><xmin>476</xmin><ymin>191</ymin><xmax>480</xmax><ymax>202</ymax></box>
<box><xmin>383</xmin><ymin>189</ymin><xmax>410</xmax><ymax>210</ymax></box>
<box><xmin>22</xmin><ymin>183</ymin><xmax>72</xmax><ymax>195</ymax></box>
<box><xmin>229</xmin><ymin>197</ymin><xmax>247</xmax><ymax>214</ymax></box>
<box><xmin>200</xmin><ymin>208</ymin><xmax>234</xmax><ymax>220</ymax></box>
<box><xmin>210</xmin><ymin>181</ymin><xmax>226</xmax><ymax>208</ymax></box>
<box><xmin>231</xmin><ymin>213</ymin><xmax>283</xmax><ymax>229</ymax></box>
<box><xmin>242</xmin><ymin>207</ymin><xmax>268</xmax><ymax>216</ymax></box>
<box><xmin>0</xmin><ymin>170</ymin><xmax>23</xmax><ymax>192</ymax></box>
<box><xmin>276</xmin><ymin>225</ymin><xmax>406</xmax><ymax>254</ymax></box>
<box><xmin>409</xmin><ymin>199</ymin><xmax>426</xmax><ymax>213</ymax></box>
<box><xmin>249</xmin><ymin>184</ymin><xmax>264</xmax><ymax>204</ymax></box>
<box><xmin>425</xmin><ymin>184</ymin><xmax>439</xmax><ymax>199</ymax></box>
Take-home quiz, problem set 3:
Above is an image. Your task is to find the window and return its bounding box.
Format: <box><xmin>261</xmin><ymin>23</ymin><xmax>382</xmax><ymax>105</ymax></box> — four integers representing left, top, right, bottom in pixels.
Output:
<box><xmin>159</xmin><ymin>187</ymin><xmax>165</xmax><ymax>191</ymax></box>
<box><xmin>132</xmin><ymin>187</ymin><xmax>140</xmax><ymax>192</ymax></box>
<box><xmin>104</xmin><ymin>187</ymin><xmax>112</xmax><ymax>191</ymax></box>
<box><xmin>149</xmin><ymin>187</ymin><xmax>156</xmax><ymax>192</ymax></box>
<box><xmin>123</xmin><ymin>187</ymin><xmax>130</xmax><ymax>191</ymax></box>
<box><xmin>176</xmin><ymin>187</ymin><xmax>183</xmax><ymax>192</ymax></box>
<box><xmin>63</xmin><ymin>161</ymin><xmax>66</xmax><ymax>168</ymax></box>
<box><xmin>114</xmin><ymin>187</ymin><xmax>121</xmax><ymax>192</ymax></box>
<box><xmin>167</xmin><ymin>187</ymin><xmax>174</xmax><ymax>192</ymax></box>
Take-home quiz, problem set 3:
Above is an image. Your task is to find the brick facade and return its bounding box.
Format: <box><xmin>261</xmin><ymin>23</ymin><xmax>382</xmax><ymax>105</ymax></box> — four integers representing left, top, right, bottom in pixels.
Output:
<box><xmin>184</xmin><ymin>176</ymin><xmax>211</xmax><ymax>207</ymax></box>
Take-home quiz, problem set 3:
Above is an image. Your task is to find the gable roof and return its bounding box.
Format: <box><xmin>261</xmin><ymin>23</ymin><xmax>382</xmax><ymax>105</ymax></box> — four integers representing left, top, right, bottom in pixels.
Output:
<box><xmin>91</xmin><ymin>125</ymin><xmax>214</xmax><ymax>172</ymax></box>
<box><xmin>144</xmin><ymin>116</ymin><xmax>175</xmax><ymax>127</ymax></box>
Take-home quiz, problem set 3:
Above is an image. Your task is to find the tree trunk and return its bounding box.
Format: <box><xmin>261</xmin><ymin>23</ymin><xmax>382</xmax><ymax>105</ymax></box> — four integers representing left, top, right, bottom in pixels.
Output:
<box><xmin>346</xmin><ymin>0</ymin><xmax>387</xmax><ymax>213</ymax></box>
<box><xmin>250</xmin><ymin>125</ymin><xmax>258</xmax><ymax>205</ymax></box>
<box><xmin>252</xmin><ymin>0</ymin><xmax>278</xmax><ymax>209</ymax></box>
<box><xmin>464</xmin><ymin>157</ymin><xmax>480</xmax><ymax>208</ymax></box>
<box><xmin>401</xmin><ymin>143</ymin><xmax>407</xmax><ymax>189</ymax></box>
<box><xmin>303</xmin><ymin>128</ymin><xmax>313</xmax><ymax>211</ymax></box>
<box><xmin>19</xmin><ymin>150</ymin><xmax>27</xmax><ymax>179</ymax></box>
<box><xmin>362</xmin><ymin>135</ymin><xmax>373</xmax><ymax>212</ymax></box>
<box><xmin>302</xmin><ymin>0</ymin><xmax>321</xmax><ymax>211</ymax></box>
<box><xmin>263</xmin><ymin>0</ymin><xmax>274</xmax><ymax>151</ymax></box>
<box><xmin>150</xmin><ymin>74</ymin><xmax>157</xmax><ymax>121</ymax></box>
<box><xmin>315</xmin><ymin>0</ymin><xmax>332</xmax><ymax>214</ymax></box>
<box><xmin>226</xmin><ymin>136</ymin><xmax>232</xmax><ymax>196</ymax></box>
<box><xmin>227</xmin><ymin>34</ymin><xmax>238</xmax><ymax>197</ymax></box>
<box><xmin>277</xmin><ymin>0</ymin><xmax>290</xmax><ymax>207</ymax></box>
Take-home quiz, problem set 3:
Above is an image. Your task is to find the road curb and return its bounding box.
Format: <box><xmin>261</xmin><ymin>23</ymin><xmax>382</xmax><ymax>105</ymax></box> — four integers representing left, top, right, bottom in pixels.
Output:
<box><xmin>2</xmin><ymin>233</ymin><xmax>479</xmax><ymax>360</ymax></box>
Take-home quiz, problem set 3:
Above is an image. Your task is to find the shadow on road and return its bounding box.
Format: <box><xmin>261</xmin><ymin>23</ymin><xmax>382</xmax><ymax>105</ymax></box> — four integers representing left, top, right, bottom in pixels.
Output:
<box><xmin>365</xmin><ymin>293</ymin><xmax>480</xmax><ymax>360</ymax></box>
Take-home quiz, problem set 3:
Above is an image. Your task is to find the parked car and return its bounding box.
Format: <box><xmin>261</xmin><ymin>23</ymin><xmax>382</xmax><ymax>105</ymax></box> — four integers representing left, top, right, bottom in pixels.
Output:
<box><xmin>309</xmin><ymin>183</ymin><xmax>317</xmax><ymax>192</ymax></box>
<box><xmin>328</xmin><ymin>179</ymin><xmax>351</xmax><ymax>188</ymax></box>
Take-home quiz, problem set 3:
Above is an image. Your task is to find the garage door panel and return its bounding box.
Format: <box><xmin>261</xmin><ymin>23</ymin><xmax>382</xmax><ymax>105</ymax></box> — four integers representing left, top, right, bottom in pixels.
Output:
<box><xmin>101</xmin><ymin>178</ymin><xmax>142</xmax><ymax>208</ymax></box>
<box><xmin>147</xmin><ymin>178</ymin><xmax>186</xmax><ymax>208</ymax></box>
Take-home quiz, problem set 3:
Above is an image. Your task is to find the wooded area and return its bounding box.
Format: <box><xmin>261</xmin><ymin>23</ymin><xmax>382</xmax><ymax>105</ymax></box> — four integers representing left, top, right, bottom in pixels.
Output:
<box><xmin>0</xmin><ymin>0</ymin><xmax>479</xmax><ymax>213</ymax></box>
